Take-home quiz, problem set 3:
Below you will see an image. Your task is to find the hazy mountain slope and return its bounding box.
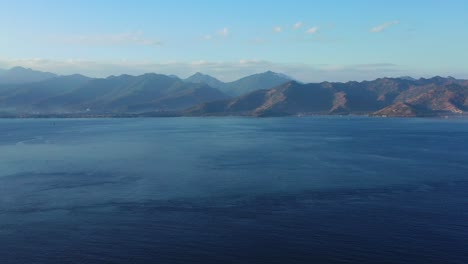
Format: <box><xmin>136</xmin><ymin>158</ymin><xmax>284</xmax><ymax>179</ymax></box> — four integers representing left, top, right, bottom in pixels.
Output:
<box><xmin>127</xmin><ymin>84</ymin><xmax>229</xmax><ymax>112</ymax></box>
<box><xmin>34</xmin><ymin>73</ymin><xmax>228</xmax><ymax>113</ymax></box>
<box><xmin>183</xmin><ymin>71</ymin><xmax>294</xmax><ymax>96</ymax></box>
<box><xmin>221</xmin><ymin>71</ymin><xmax>293</xmax><ymax>96</ymax></box>
<box><xmin>0</xmin><ymin>74</ymin><xmax>92</xmax><ymax>112</ymax></box>
<box><xmin>0</xmin><ymin>67</ymin><xmax>58</xmax><ymax>84</ymax></box>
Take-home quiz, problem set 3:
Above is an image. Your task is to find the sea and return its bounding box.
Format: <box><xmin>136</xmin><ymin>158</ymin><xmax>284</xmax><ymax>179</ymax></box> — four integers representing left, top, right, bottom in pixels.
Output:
<box><xmin>0</xmin><ymin>116</ymin><xmax>467</xmax><ymax>264</ymax></box>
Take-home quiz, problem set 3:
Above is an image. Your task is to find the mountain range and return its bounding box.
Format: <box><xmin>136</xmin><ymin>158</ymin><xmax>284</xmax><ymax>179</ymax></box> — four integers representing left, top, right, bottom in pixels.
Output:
<box><xmin>187</xmin><ymin>77</ymin><xmax>468</xmax><ymax>117</ymax></box>
<box><xmin>0</xmin><ymin>72</ymin><xmax>229</xmax><ymax>114</ymax></box>
<box><xmin>0</xmin><ymin>67</ymin><xmax>467</xmax><ymax>117</ymax></box>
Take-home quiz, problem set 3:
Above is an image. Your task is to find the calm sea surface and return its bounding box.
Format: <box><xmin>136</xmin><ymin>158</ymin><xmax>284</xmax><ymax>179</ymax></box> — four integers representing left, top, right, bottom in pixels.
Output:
<box><xmin>0</xmin><ymin>117</ymin><xmax>467</xmax><ymax>264</ymax></box>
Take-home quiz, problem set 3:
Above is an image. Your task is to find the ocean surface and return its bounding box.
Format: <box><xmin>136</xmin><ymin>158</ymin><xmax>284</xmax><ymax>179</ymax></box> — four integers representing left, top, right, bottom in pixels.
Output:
<box><xmin>0</xmin><ymin>116</ymin><xmax>467</xmax><ymax>264</ymax></box>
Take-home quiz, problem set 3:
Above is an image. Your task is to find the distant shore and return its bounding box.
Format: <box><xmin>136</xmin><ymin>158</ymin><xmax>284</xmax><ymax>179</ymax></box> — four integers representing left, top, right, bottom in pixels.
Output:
<box><xmin>1</xmin><ymin>112</ymin><xmax>466</xmax><ymax>119</ymax></box>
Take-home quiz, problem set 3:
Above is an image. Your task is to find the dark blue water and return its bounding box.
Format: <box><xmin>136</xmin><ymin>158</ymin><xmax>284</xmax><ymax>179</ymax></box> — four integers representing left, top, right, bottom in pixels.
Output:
<box><xmin>0</xmin><ymin>117</ymin><xmax>467</xmax><ymax>264</ymax></box>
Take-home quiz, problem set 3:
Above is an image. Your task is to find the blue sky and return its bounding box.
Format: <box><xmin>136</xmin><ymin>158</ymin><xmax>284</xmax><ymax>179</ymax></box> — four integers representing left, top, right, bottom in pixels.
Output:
<box><xmin>1</xmin><ymin>0</ymin><xmax>467</xmax><ymax>81</ymax></box>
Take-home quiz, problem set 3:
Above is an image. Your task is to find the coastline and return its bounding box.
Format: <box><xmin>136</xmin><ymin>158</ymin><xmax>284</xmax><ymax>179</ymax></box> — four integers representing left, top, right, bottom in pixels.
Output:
<box><xmin>1</xmin><ymin>112</ymin><xmax>466</xmax><ymax>119</ymax></box>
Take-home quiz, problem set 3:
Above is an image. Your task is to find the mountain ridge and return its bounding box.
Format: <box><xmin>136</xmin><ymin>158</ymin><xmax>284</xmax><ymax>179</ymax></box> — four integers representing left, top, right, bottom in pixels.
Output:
<box><xmin>186</xmin><ymin>78</ymin><xmax>468</xmax><ymax>117</ymax></box>
<box><xmin>0</xmin><ymin>66</ymin><xmax>467</xmax><ymax>117</ymax></box>
<box><xmin>183</xmin><ymin>71</ymin><xmax>293</xmax><ymax>96</ymax></box>
<box><xmin>0</xmin><ymin>67</ymin><xmax>58</xmax><ymax>84</ymax></box>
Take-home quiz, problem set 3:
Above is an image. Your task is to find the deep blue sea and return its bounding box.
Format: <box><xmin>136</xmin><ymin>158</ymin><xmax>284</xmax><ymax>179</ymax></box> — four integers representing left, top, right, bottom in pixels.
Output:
<box><xmin>0</xmin><ymin>116</ymin><xmax>467</xmax><ymax>264</ymax></box>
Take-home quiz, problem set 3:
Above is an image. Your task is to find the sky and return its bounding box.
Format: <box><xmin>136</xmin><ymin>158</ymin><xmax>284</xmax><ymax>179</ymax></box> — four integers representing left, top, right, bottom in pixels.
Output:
<box><xmin>1</xmin><ymin>0</ymin><xmax>467</xmax><ymax>82</ymax></box>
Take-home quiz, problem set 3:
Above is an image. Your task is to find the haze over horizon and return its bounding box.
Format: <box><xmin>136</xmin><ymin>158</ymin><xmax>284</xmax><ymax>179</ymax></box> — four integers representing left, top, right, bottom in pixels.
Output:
<box><xmin>1</xmin><ymin>0</ymin><xmax>468</xmax><ymax>82</ymax></box>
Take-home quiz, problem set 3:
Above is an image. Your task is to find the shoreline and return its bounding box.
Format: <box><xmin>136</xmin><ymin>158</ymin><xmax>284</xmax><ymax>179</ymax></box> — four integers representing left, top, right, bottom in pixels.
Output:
<box><xmin>0</xmin><ymin>112</ymin><xmax>466</xmax><ymax>119</ymax></box>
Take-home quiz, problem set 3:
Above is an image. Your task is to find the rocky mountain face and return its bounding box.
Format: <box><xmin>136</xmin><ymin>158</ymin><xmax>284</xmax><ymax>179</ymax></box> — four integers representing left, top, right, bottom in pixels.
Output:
<box><xmin>186</xmin><ymin>77</ymin><xmax>468</xmax><ymax>117</ymax></box>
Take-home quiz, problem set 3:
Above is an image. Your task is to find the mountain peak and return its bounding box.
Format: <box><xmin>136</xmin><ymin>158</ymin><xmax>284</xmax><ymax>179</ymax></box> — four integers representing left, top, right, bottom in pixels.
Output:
<box><xmin>187</xmin><ymin>72</ymin><xmax>214</xmax><ymax>79</ymax></box>
<box><xmin>261</xmin><ymin>70</ymin><xmax>280</xmax><ymax>76</ymax></box>
<box><xmin>184</xmin><ymin>72</ymin><xmax>224</xmax><ymax>88</ymax></box>
<box><xmin>399</xmin><ymin>76</ymin><xmax>416</xmax><ymax>81</ymax></box>
<box><xmin>62</xmin><ymin>74</ymin><xmax>93</xmax><ymax>81</ymax></box>
<box><xmin>262</xmin><ymin>70</ymin><xmax>295</xmax><ymax>80</ymax></box>
<box><xmin>193</xmin><ymin>72</ymin><xmax>206</xmax><ymax>76</ymax></box>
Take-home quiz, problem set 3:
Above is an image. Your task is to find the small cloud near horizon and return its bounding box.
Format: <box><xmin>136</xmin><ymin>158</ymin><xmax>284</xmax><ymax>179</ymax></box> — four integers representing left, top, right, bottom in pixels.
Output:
<box><xmin>217</xmin><ymin>27</ymin><xmax>229</xmax><ymax>37</ymax></box>
<box><xmin>370</xmin><ymin>21</ymin><xmax>400</xmax><ymax>33</ymax></box>
<box><xmin>58</xmin><ymin>31</ymin><xmax>162</xmax><ymax>46</ymax></box>
<box><xmin>306</xmin><ymin>26</ymin><xmax>319</xmax><ymax>34</ymax></box>
<box><xmin>273</xmin><ymin>26</ymin><xmax>282</xmax><ymax>33</ymax></box>
<box><xmin>293</xmin><ymin>22</ymin><xmax>303</xmax><ymax>29</ymax></box>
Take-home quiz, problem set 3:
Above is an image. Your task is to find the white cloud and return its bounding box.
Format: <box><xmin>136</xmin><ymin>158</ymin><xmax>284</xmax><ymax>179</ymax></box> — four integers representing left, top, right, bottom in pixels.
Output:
<box><xmin>59</xmin><ymin>31</ymin><xmax>161</xmax><ymax>46</ymax></box>
<box><xmin>273</xmin><ymin>26</ymin><xmax>282</xmax><ymax>33</ymax></box>
<box><xmin>217</xmin><ymin>27</ymin><xmax>229</xmax><ymax>37</ymax></box>
<box><xmin>203</xmin><ymin>35</ymin><xmax>212</xmax><ymax>40</ymax></box>
<box><xmin>305</xmin><ymin>26</ymin><xmax>319</xmax><ymax>34</ymax></box>
<box><xmin>370</xmin><ymin>21</ymin><xmax>400</xmax><ymax>33</ymax></box>
<box><xmin>191</xmin><ymin>60</ymin><xmax>209</xmax><ymax>66</ymax></box>
<box><xmin>239</xmin><ymin>59</ymin><xmax>264</xmax><ymax>65</ymax></box>
<box><xmin>293</xmin><ymin>22</ymin><xmax>303</xmax><ymax>29</ymax></box>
